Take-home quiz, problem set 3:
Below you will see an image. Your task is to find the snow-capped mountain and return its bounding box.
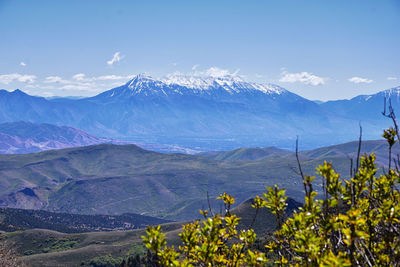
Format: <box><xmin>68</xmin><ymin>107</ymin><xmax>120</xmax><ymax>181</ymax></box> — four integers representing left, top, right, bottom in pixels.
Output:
<box><xmin>161</xmin><ymin>73</ymin><xmax>286</xmax><ymax>94</ymax></box>
<box><xmin>95</xmin><ymin>73</ymin><xmax>287</xmax><ymax>99</ymax></box>
<box><xmin>0</xmin><ymin>75</ymin><xmax>397</xmax><ymax>150</ymax></box>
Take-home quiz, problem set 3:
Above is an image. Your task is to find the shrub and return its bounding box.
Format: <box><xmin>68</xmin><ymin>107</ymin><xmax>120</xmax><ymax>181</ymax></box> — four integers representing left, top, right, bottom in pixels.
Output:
<box><xmin>142</xmin><ymin>126</ymin><xmax>400</xmax><ymax>266</ymax></box>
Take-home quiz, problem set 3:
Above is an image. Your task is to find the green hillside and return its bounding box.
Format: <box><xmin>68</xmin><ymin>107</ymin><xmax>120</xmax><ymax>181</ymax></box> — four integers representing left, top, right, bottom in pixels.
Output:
<box><xmin>198</xmin><ymin>140</ymin><xmax>398</xmax><ymax>165</ymax></box>
<box><xmin>1</xmin><ymin>196</ymin><xmax>301</xmax><ymax>267</ymax></box>
<box><xmin>231</xmin><ymin>197</ymin><xmax>302</xmax><ymax>235</ymax></box>
<box><xmin>198</xmin><ymin>146</ymin><xmax>292</xmax><ymax>161</ymax></box>
<box><xmin>0</xmin><ymin>207</ymin><xmax>170</xmax><ymax>233</ymax></box>
<box><xmin>0</xmin><ymin>140</ymin><xmax>395</xmax><ymax>220</ymax></box>
<box><xmin>1</xmin><ymin>222</ymin><xmax>183</xmax><ymax>267</ymax></box>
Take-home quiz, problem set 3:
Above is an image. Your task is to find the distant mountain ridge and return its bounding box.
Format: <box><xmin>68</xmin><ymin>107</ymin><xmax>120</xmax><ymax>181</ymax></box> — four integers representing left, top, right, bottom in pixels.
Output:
<box><xmin>321</xmin><ymin>86</ymin><xmax>400</xmax><ymax>121</ymax></box>
<box><xmin>0</xmin><ymin>121</ymin><xmax>200</xmax><ymax>154</ymax></box>
<box><xmin>198</xmin><ymin>146</ymin><xmax>292</xmax><ymax>161</ymax></box>
<box><xmin>0</xmin><ymin>121</ymin><xmax>109</xmax><ymax>154</ymax></box>
<box><xmin>0</xmin><ymin>75</ymin><xmax>398</xmax><ymax>150</ymax></box>
<box><xmin>198</xmin><ymin>139</ymin><xmax>397</xmax><ymax>166</ymax></box>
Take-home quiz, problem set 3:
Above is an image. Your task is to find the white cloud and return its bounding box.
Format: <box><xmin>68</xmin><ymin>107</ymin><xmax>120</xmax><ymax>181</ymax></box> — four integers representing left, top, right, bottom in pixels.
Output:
<box><xmin>60</xmin><ymin>84</ymin><xmax>98</xmax><ymax>92</ymax></box>
<box><xmin>107</xmin><ymin>52</ymin><xmax>123</xmax><ymax>66</ymax></box>
<box><xmin>387</xmin><ymin>77</ymin><xmax>398</xmax><ymax>81</ymax></box>
<box><xmin>47</xmin><ymin>73</ymin><xmax>133</xmax><ymax>84</ymax></box>
<box><xmin>26</xmin><ymin>84</ymin><xmax>53</xmax><ymax>89</ymax></box>
<box><xmin>72</xmin><ymin>73</ymin><xmax>133</xmax><ymax>81</ymax></box>
<box><xmin>279</xmin><ymin>71</ymin><xmax>325</xmax><ymax>86</ymax></box>
<box><xmin>72</xmin><ymin>73</ymin><xmax>87</xmax><ymax>81</ymax></box>
<box><xmin>20</xmin><ymin>62</ymin><xmax>27</xmax><ymax>67</ymax></box>
<box><xmin>192</xmin><ymin>64</ymin><xmax>200</xmax><ymax>71</ymax></box>
<box><xmin>194</xmin><ymin>66</ymin><xmax>240</xmax><ymax>78</ymax></box>
<box><xmin>348</xmin><ymin>76</ymin><xmax>373</xmax><ymax>84</ymax></box>
<box><xmin>30</xmin><ymin>73</ymin><xmax>134</xmax><ymax>96</ymax></box>
<box><xmin>0</xmin><ymin>72</ymin><xmax>138</xmax><ymax>97</ymax></box>
<box><xmin>96</xmin><ymin>75</ymin><xmax>129</xmax><ymax>80</ymax></box>
<box><xmin>0</xmin><ymin>73</ymin><xmax>37</xmax><ymax>84</ymax></box>
<box><xmin>17</xmin><ymin>75</ymin><xmax>36</xmax><ymax>83</ymax></box>
<box><xmin>44</xmin><ymin>76</ymin><xmax>69</xmax><ymax>83</ymax></box>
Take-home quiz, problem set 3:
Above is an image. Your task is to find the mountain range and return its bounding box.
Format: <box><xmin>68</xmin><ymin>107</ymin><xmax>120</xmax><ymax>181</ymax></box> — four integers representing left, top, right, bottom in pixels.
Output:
<box><xmin>1</xmin><ymin>74</ymin><xmax>398</xmax><ymax>151</ymax></box>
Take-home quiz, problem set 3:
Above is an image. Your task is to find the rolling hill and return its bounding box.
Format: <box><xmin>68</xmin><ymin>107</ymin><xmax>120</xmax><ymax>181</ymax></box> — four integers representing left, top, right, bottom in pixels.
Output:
<box><xmin>0</xmin><ymin>196</ymin><xmax>301</xmax><ymax>267</ymax></box>
<box><xmin>0</xmin><ymin>139</ymin><xmax>395</xmax><ymax>221</ymax></box>
<box><xmin>0</xmin><ymin>207</ymin><xmax>170</xmax><ymax>233</ymax></box>
<box><xmin>198</xmin><ymin>146</ymin><xmax>292</xmax><ymax>161</ymax></box>
<box><xmin>1</xmin><ymin>222</ymin><xmax>183</xmax><ymax>267</ymax></box>
<box><xmin>198</xmin><ymin>139</ymin><xmax>398</xmax><ymax>166</ymax></box>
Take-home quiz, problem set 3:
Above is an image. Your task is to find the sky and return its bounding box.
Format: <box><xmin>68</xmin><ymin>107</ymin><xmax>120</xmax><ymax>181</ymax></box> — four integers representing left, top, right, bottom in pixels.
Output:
<box><xmin>0</xmin><ymin>0</ymin><xmax>399</xmax><ymax>100</ymax></box>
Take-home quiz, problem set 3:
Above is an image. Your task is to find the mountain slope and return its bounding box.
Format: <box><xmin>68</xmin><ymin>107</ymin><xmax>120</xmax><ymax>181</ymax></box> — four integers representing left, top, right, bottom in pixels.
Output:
<box><xmin>231</xmin><ymin>197</ymin><xmax>302</xmax><ymax>235</ymax></box>
<box><xmin>2</xmin><ymin>222</ymin><xmax>183</xmax><ymax>267</ymax></box>
<box><xmin>0</xmin><ymin>121</ymin><xmax>111</xmax><ymax>154</ymax></box>
<box><xmin>198</xmin><ymin>147</ymin><xmax>292</xmax><ymax>161</ymax></box>
<box><xmin>88</xmin><ymin>74</ymin><xmax>335</xmax><ymax>144</ymax></box>
<box><xmin>321</xmin><ymin>87</ymin><xmax>400</xmax><ymax>121</ymax></box>
<box><xmin>1</xmin><ymin>197</ymin><xmax>300</xmax><ymax>267</ymax></box>
<box><xmin>197</xmin><ymin>140</ymin><xmax>398</xmax><ymax>165</ymax></box>
<box><xmin>0</xmin><ymin>139</ymin><xmax>395</xmax><ymax>220</ymax></box>
<box><xmin>0</xmin><ymin>207</ymin><xmax>170</xmax><ymax>233</ymax></box>
<box><xmin>320</xmin><ymin>86</ymin><xmax>400</xmax><ymax>138</ymax></box>
<box><xmin>2</xmin><ymin>143</ymin><xmax>295</xmax><ymax>219</ymax></box>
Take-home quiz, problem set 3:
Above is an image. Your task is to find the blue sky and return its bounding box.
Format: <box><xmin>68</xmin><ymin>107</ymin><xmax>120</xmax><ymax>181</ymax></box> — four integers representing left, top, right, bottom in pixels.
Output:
<box><xmin>0</xmin><ymin>0</ymin><xmax>399</xmax><ymax>100</ymax></box>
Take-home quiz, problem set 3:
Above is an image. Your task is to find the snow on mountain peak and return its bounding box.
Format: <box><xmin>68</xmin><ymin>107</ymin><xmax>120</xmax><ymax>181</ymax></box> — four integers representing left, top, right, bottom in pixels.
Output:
<box><xmin>126</xmin><ymin>73</ymin><xmax>165</xmax><ymax>94</ymax></box>
<box><xmin>353</xmin><ymin>86</ymin><xmax>400</xmax><ymax>102</ymax></box>
<box><xmin>123</xmin><ymin>73</ymin><xmax>286</xmax><ymax>96</ymax></box>
<box><xmin>162</xmin><ymin>73</ymin><xmax>286</xmax><ymax>94</ymax></box>
<box><xmin>127</xmin><ymin>73</ymin><xmax>155</xmax><ymax>86</ymax></box>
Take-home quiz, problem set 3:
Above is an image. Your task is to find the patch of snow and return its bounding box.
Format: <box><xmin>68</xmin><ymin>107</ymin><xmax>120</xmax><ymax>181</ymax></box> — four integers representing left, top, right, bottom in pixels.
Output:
<box><xmin>121</xmin><ymin>73</ymin><xmax>287</xmax><ymax>97</ymax></box>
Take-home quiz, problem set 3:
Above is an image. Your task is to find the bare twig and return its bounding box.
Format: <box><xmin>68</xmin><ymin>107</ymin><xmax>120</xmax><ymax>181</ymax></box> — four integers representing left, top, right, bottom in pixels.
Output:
<box><xmin>383</xmin><ymin>97</ymin><xmax>400</xmax><ymax>141</ymax></box>
<box><xmin>350</xmin><ymin>158</ymin><xmax>353</xmax><ymax>178</ymax></box>
<box><xmin>296</xmin><ymin>136</ymin><xmax>308</xmax><ymax>197</ymax></box>
<box><xmin>356</xmin><ymin>124</ymin><xmax>362</xmax><ymax>171</ymax></box>
<box><xmin>206</xmin><ymin>191</ymin><xmax>214</xmax><ymax>217</ymax></box>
